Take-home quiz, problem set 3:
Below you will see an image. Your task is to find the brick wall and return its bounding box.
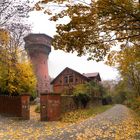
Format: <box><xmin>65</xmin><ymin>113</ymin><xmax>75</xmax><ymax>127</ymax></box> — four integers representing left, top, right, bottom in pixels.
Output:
<box><xmin>0</xmin><ymin>95</ymin><xmax>30</xmax><ymax>119</ymax></box>
<box><xmin>61</xmin><ymin>95</ymin><xmax>77</xmax><ymax>113</ymax></box>
<box><xmin>61</xmin><ymin>95</ymin><xmax>102</xmax><ymax>113</ymax></box>
<box><xmin>87</xmin><ymin>97</ymin><xmax>102</xmax><ymax>108</ymax></box>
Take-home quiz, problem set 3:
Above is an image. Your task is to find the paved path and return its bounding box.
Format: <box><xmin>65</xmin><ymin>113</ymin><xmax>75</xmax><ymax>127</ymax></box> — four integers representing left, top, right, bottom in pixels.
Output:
<box><xmin>0</xmin><ymin>105</ymin><xmax>140</xmax><ymax>140</ymax></box>
<box><xmin>45</xmin><ymin>104</ymin><xmax>140</xmax><ymax>140</ymax></box>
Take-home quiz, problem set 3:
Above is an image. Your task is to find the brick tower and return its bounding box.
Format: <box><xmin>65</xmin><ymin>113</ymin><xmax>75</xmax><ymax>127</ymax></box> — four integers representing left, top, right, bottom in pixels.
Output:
<box><xmin>24</xmin><ymin>34</ymin><xmax>52</xmax><ymax>96</ymax></box>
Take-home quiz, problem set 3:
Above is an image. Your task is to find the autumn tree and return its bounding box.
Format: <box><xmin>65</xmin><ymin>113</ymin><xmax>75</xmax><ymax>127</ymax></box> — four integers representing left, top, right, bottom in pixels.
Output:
<box><xmin>0</xmin><ymin>25</ymin><xmax>37</xmax><ymax>96</ymax></box>
<box><xmin>0</xmin><ymin>0</ymin><xmax>37</xmax><ymax>96</ymax></box>
<box><xmin>0</xmin><ymin>0</ymin><xmax>31</xmax><ymax>65</ymax></box>
<box><xmin>0</xmin><ymin>0</ymin><xmax>31</xmax><ymax>55</ymax></box>
<box><xmin>0</xmin><ymin>0</ymin><xmax>36</xmax><ymax>96</ymax></box>
<box><xmin>0</xmin><ymin>61</ymin><xmax>36</xmax><ymax>95</ymax></box>
<box><xmin>107</xmin><ymin>45</ymin><xmax>140</xmax><ymax>97</ymax></box>
<box><xmin>35</xmin><ymin>0</ymin><xmax>140</xmax><ymax>61</ymax></box>
<box><xmin>35</xmin><ymin>0</ymin><xmax>140</xmax><ymax>101</ymax></box>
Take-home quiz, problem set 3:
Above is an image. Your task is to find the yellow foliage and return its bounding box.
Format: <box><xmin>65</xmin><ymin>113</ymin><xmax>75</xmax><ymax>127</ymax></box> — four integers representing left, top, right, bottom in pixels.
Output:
<box><xmin>0</xmin><ymin>61</ymin><xmax>37</xmax><ymax>95</ymax></box>
<box><xmin>34</xmin><ymin>0</ymin><xmax>139</xmax><ymax>61</ymax></box>
<box><xmin>0</xmin><ymin>28</ymin><xmax>37</xmax><ymax>95</ymax></box>
<box><xmin>61</xmin><ymin>109</ymin><xmax>93</xmax><ymax>123</ymax></box>
<box><xmin>107</xmin><ymin>45</ymin><xmax>140</xmax><ymax>96</ymax></box>
<box><xmin>0</xmin><ymin>28</ymin><xmax>9</xmax><ymax>45</ymax></box>
<box><xmin>17</xmin><ymin>62</ymin><xmax>37</xmax><ymax>94</ymax></box>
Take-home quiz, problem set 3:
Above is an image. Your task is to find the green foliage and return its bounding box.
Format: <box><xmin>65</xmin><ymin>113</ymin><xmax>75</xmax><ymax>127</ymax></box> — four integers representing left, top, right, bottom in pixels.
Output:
<box><xmin>73</xmin><ymin>82</ymin><xmax>105</xmax><ymax>108</ymax></box>
<box><xmin>30</xmin><ymin>91</ymin><xmax>37</xmax><ymax>101</ymax></box>
<box><xmin>102</xmin><ymin>95</ymin><xmax>112</xmax><ymax>105</ymax></box>
<box><xmin>73</xmin><ymin>84</ymin><xmax>89</xmax><ymax>95</ymax></box>
<box><xmin>73</xmin><ymin>93</ymin><xmax>90</xmax><ymax>109</ymax></box>
<box><xmin>73</xmin><ymin>84</ymin><xmax>90</xmax><ymax>108</ymax></box>
<box><xmin>86</xmin><ymin>81</ymin><xmax>105</xmax><ymax>97</ymax></box>
<box><xmin>71</xmin><ymin>81</ymin><xmax>105</xmax><ymax>107</ymax></box>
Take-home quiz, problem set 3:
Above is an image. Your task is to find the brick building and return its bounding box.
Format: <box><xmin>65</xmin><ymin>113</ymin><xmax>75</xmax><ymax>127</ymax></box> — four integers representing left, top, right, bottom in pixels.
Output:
<box><xmin>51</xmin><ymin>67</ymin><xmax>101</xmax><ymax>94</ymax></box>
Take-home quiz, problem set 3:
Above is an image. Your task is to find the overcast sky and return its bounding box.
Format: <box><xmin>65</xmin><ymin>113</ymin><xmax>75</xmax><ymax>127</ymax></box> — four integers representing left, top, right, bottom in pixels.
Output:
<box><xmin>28</xmin><ymin>11</ymin><xmax>119</xmax><ymax>81</ymax></box>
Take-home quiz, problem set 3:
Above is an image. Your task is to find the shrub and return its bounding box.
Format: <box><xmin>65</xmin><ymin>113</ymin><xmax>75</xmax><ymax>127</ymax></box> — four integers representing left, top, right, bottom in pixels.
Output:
<box><xmin>79</xmin><ymin>93</ymin><xmax>90</xmax><ymax>108</ymax></box>
<box><xmin>102</xmin><ymin>95</ymin><xmax>112</xmax><ymax>105</ymax></box>
<box><xmin>73</xmin><ymin>95</ymin><xmax>79</xmax><ymax>109</ymax></box>
<box><xmin>73</xmin><ymin>93</ymin><xmax>90</xmax><ymax>108</ymax></box>
<box><xmin>30</xmin><ymin>91</ymin><xmax>37</xmax><ymax>102</ymax></box>
<box><xmin>125</xmin><ymin>97</ymin><xmax>140</xmax><ymax>115</ymax></box>
<box><xmin>131</xmin><ymin>98</ymin><xmax>140</xmax><ymax>111</ymax></box>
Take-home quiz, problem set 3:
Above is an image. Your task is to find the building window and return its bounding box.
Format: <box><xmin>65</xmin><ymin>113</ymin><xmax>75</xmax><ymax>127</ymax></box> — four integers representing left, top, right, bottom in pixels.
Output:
<box><xmin>64</xmin><ymin>75</ymin><xmax>73</xmax><ymax>84</ymax></box>
<box><xmin>69</xmin><ymin>75</ymin><xmax>73</xmax><ymax>83</ymax></box>
<box><xmin>59</xmin><ymin>80</ymin><xmax>62</xmax><ymax>84</ymax></box>
<box><xmin>75</xmin><ymin>78</ymin><xmax>78</xmax><ymax>83</ymax></box>
<box><xmin>64</xmin><ymin>76</ymin><xmax>68</xmax><ymax>84</ymax></box>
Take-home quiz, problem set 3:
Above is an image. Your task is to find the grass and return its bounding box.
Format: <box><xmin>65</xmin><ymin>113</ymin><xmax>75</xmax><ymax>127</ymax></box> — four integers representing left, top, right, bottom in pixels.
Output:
<box><xmin>60</xmin><ymin>105</ymin><xmax>113</xmax><ymax>124</ymax></box>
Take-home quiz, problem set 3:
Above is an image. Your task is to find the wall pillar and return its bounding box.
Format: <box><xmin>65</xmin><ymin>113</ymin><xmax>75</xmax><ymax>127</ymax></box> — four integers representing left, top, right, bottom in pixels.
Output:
<box><xmin>21</xmin><ymin>94</ymin><xmax>30</xmax><ymax>120</ymax></box>
<box><xmin>40</xmin><ymin>94</ymin><xmax>48</xmax><ymax>121</ymax></box>
<box><xmin>40</xmin><ymin>93</ymin><xmax>61</xmax><ymax>121</ymax></box>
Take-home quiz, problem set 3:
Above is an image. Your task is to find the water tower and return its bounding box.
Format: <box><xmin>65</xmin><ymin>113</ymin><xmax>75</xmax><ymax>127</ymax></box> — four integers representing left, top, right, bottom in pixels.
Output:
<box><xmin>24</xmin><ymin>34</ymin><xmax>52</xmax><ymax>96</ymax></box>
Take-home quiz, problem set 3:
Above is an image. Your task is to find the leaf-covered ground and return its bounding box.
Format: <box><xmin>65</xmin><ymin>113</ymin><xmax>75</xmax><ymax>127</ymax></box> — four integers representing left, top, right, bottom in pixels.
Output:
<box><xmin>45</xmin><ymin>105</ymin><xmax>140</xmax><ymax>140</ymax></box>
<box><xmin>0</xmin><ymin>105</ymin><xmax>140</xmax><ymax>139</ymax></box>
<box><xmin>60</xmin><ymin>105</ymin><xmax>112</xmax><ymax>124</ymax></box>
